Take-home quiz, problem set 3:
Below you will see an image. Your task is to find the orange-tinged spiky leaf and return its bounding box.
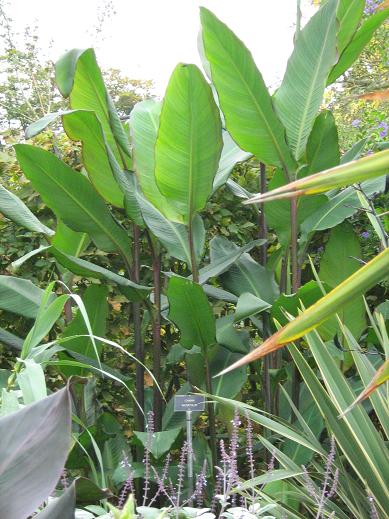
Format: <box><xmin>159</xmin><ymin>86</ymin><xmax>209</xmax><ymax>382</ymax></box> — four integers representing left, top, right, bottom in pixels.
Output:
<box><xmin>217</xmin><ymin>248</ymin><xmax>389</xmax><ymax>376</ymax></box>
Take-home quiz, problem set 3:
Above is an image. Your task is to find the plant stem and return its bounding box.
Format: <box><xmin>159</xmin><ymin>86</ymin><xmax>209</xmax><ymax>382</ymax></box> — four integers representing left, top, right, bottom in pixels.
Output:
<box><xmin>150</xmin><ymin>236</ymin><xmax>163</xmax><ymax>431</ymax></box>
<box><xmin>188</xmin><ymin>215</ymin><xmax>217</xmax><ymax>470</ymax></box>
<box><xmin>290</xmin><ymin>197</ymin><xmax>301</xmax><ymax>419</ymax></box>
<box><xmin>205</xmin><ymin>352</ymin><xmax>218</xmax><ymax>474</ymax></box>
<box><xmin>258</xmin><ymin>163</ymin><xmax>272</xmax><ymax>413</ymax></box>
<box><xmin>290</xmin><ymin>197</ymin><xmax>299</xmax><ymax>293</ymax></box>
<box><xmin>131</xmin><ymin>223</ymin><xmax>145</xmax><ymax>434</ymax></box>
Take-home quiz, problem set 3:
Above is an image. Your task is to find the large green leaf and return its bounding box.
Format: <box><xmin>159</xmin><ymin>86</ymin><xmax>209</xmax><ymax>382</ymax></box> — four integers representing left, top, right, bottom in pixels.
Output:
<box><xmin>320</xmin><ymin>223</ymin><xmax>366</xmax><ymax>339</ymax></box>
<box><xmin>136</xmin><ymin>189</ymin><xmax>205</xmax><ymax>265</ymax></box>
<box><xmin>62</xmin><ymin>110</ymin><xmax>124</xmax><ymax>207</ymax></box>
<box><xmin>300</xmin><ymin>176</ymin><xmax>386</xmax><ymax>237</ymax></box>
<box><xmin>216</xmin><ymin>315</ymin><xmax>250</xmax><ymax>354</ymax></box>
<box><xmin>15</xmin><ymin>145</ymin><xmax>132</xmax><ymax>263</ymax></box>
<box><xmin>200</xmin><ymin>7</ymin><xmax>295</xmax><ymax>172</ymax></box>
<box><xmin>198</xmin><ymin>236</ymin><xmax>266</xmax><ymax>284</ymax></box>
<box><xmin>0</xmin><ymin>276</ymin><xmax>55</xmax><ymax>319</ymax></box>
<box><xmin>133</xmin><ymin>427</ymin><xmax>181</xmax><ymax>459</ymax></box>
<box><xmin>271</xmin><ymin>280</ymin><xmax>338</xmax><ymax>341</ymax></box>
<box><xmin>129</xmin><ymin>100</ymin><xmax>182</xmax><ymax>222</ymax></box>
<box><xmin>0</xmin><ymin>327</ymin><xmax>23</xmax><ymax>350</ymax></box>
<box><xmin>274</xmin><ymin>0</ymin><xmax>338</xmax><ymax>160</ymax></box>
<box><xmin>60</xmin><ymin>285</ymin><xmax>108</xmax><ymax>375</ymax></box>
<box><xmin>213</xmin><ymin>237</ymin><xmax>279</xmax><ymax>304</ymax></box>
<box><xmin>212</xmin><ymin>131</ymin><xmax>252</xmax><ymax>191</ymax></box>
<box><xmin>0</xmin><ymin>387</ymin><xmax>72</xmax><ymax>519</ymax></box>
<box><xmin>49</xmin><ymin>247</ymin><xmax>150</xmax><ymax>302</ymax></box>
<box><xmin>337</xmin><ymin>0</ymin><xmax>365</xmax><ymax>54</ymax></box>
<box><xmin>305</xmin><ymin>110</ymin><xmax>340</xmax><ymax>175</ymax></box>
<box><xmin>0</xmin><ymin>184</ymin><xmax>54</xmax><ymax>236</ymax></box>
<box><xmin>52</xmin><ymin>220</ymin><xmax>90</xmax><ymax>257</ymax></box>
<box><xmin>219</xmin><ymin>247</ymin><xmax>389</xmax><ymax>374</ymax></box>
<box><xmin>55</xmin><ymin>48</ymin><xmax>131</xmax><ymax>163</ymax></box>
<box><xmin>155</xmin><ymin>63</ymin><xmax>222</xmax><ymax>223</ymax></box>
<box><xmin>35</xmin><ymin>483</ymin><xmax>75</xmax><ymax>519</ymax></box>
<box><xmin>167</xmin><ymin>277</ymin><xmax>216</xmax><ymax>351</ymax></box>
<box><xmin>25</xmin><ymin>110</ymin><xmax>72</xmax><ymax>139</ymax></box>
<box><xmin>328</xmin><ymin>8</ymin><xmax>389</xmax><ymax>85</ymax></box>
<box><xmin>210</xmin><ymin>345</ymin><xmax>247</xmax><ymax>399</ymax></box>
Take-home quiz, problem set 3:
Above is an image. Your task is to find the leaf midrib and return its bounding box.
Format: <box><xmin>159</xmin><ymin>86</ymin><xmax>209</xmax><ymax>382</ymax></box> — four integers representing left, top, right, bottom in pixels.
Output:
<box><xmin>32</xmin><ymin>159</ymin><xmax>129</xmax><ymax>261</ymax></box>
<box><xmin>294</xmin><ymin>14</ymin><xmax>336</xmax><ymax>157</ymax></box>
<box><xmin>205</xmin><ymin>24</ymin><xmax>291</xmax><ymax>172</ymax></box>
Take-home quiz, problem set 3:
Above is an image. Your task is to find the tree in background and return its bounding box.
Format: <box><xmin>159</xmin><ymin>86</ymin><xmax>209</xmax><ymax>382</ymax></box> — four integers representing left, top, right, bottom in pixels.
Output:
<box><xmin>0</xmin><ymin>0</ymin><xmax>154</xmax><ymax>132</ymax></box>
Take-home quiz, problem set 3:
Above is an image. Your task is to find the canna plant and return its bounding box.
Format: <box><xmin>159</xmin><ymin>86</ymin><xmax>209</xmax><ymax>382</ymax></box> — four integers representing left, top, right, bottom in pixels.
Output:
<box><xmin>0</xmin><ymin>1</ymin><xmax>388</xmax><ymax>510</ymax></box>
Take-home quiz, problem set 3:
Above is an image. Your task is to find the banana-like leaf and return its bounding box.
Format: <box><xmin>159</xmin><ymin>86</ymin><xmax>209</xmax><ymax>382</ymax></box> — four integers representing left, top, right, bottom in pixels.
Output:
<box><xmin>49</xmin><ymin>247</ymin><xmax>150</xmax><ymax>302</ymax></box>
<box><xmin>327</xmin><ymin>8</ymin><xmax>389</xmax><ymax>85</ymax></box>
<box><xmin>198</xmin><ymin>236</ymin><xmax>266</xmax><ymax>285</ymax></box>
<box><xmin>212</xmin><ymin>237</ymin><xmax>279</xmax><ymax>304</ymax></box>
<box><xmin>29</xmin><ymin>108</ymin><xmax>127</xmax><ymax>207</ymax></box>
<box><xmin>0</xmin><ymin>387</ymin><xmax>72</xmax><ymax>519</ymax></box>
<box><xmin>62</xmin><ymin>109</ymin><xmax>124</xmax><ymax>207</ymax></box>
<box><xmin>52</xmin><ymin>220</ymin><xmax>90</xmax><ymax>257</ymax></box>
<box><xmin>15</xmin><ymin>144</ymin><xmax>132</xmax><ymax>264</ymax></box>
<box><xmin>200</xmin><ymin>8</ymin><xmax>295</xmax><ymax>172</ymax></box>
<box><xmin>340</xmin><ymin>359</ymin><xmax>389</xmax><ymax>416</ymax></box>
<box><xmin>218</xmin><ymin>248</ymin><xmax>389</xmax><ymax>375</ymax></box>
<box><xmin>300</xmin><ymin>176</ymin><xmax>386</xmax><ymax>238</ymax></box>
<box><xmin>136</xmin><ymin>189</ymin><xmax>205</xmax><ymax>265</ymax></box>
<box><xmin>244</xmin><ymin>149</ymin><xmax>389</xmax><ymax>203</ymax></box>
<box><xmin>34</xmin><ymin>482</ymin><xmax>75</xmax><ymax>519</ymax></box>
<box><xmin>0</xmin><ymin>276</ymin><xmax>55</xmax><ymax>319</ymax></box>
<box><xmin>212</xmin><ymin>131</ymin><xmax>252</xmax><ymax>192</ymax></box>
<box><xmin>305</xmin><ymin>110</ymin><xmax>340</xmax><ymax>175</ymax></box>
<box><xmin>167</xmin><ymin>277</ymin><xmax>216</xmax><ymax>351</ymax></box>
<box><xmin>25</xmin><ymin>110</ymin><xmax>72</xmax><ymax>139</ymax></box>
<box><xmin>129</xmin><ymin>99</ymin><xmax>182</xmax><ymax>222</ymax></box>
<box><xmin>320</xmin><ymin>222</ymin><xmax>366</xmax><ymax>340</ymax></box>
<box><xmin>0</xmin><ymin>184</ymin><xmax>54</xmax><ymax>236</ymax></box>
<box><xmin>336</xmin><ymin>0</ymin><xmax>365</xmax><ymax>54</ymax></box>
<box><xmin>55</xmin><ymin>48</ymin><xmax>131</xmax><ymax>163</ymax></box>
<box><xmin>0</xmin><ymin>327</ymin><xmax>23</xmax><ymax>350</ymax></box>
<box><xmin>155</xmin><ymin>63</ymin><xmax>222</xmax><ymax>224</ymax></box>
<box><xmin>274</xmin><ymin>0</ymin><xmax>338</xmax><ymax>160</ymax></box>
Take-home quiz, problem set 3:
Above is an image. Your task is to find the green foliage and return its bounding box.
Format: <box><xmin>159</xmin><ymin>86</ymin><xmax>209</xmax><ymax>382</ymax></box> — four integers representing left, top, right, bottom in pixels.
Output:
<box><xmin>154</xmin><ymin>63</ymin><xmax>223</xmax><ymax>224</ymax></box>
<box><xmin>0</xmin><ymin>1</ymin><xmax>388</xmax><ymax>516</ymax></box>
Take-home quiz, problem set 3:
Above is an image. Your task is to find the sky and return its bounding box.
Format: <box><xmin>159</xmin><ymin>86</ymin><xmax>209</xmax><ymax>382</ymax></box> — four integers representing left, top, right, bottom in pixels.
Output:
<box><xmin>5</xmin><ymin>0</ymin><xmax>317</xmax><ymax>96</ymax></box>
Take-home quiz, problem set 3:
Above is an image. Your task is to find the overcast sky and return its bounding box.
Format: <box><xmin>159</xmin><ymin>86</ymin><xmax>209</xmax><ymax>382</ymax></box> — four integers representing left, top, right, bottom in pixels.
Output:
<box><xmin>5</xmin><ymin>0</ymin><xmax>317</xmax><ymax>96</ymax></box>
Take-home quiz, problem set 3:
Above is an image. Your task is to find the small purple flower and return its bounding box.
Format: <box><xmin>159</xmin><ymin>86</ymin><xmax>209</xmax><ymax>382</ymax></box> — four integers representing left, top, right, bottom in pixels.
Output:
<box><xmin>352</xmin><ymin>119</ymin><xmax>361</xmax><ymax>128</ymax></box>
<box><xmin>361</xmin><ymin>231</ymin><xmax>370</xmax><ymax>239</ymax></box>
<box><xmin>364</xmin><ymin>0</ymin><xmax>382</xmax><ymax>15</ymax></box>
<box><xmin>378</xmin><ymin>121</ymin><xmax>388</xmax><ymax>139</ymax></box>
<box><xmin>317</xmin><ymin>246</ymin><xmax>324</xmax><ymax>253</ymax></box>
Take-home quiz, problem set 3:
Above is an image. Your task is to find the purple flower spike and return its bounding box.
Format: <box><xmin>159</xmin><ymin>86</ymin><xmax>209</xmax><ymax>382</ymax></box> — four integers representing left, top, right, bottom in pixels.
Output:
<box><xmin>361</xmin><ymin>231</ymin><xmax>370</xmax><ymax>239</ymax></box>
<box><xmin>364</xmin><ymin>0</ymin><xmax>382</xmax><ymax>15</ymax></box>
<box><xmin>378</xmin><ymin>121</ymin><xmax>388</xmax><ymax>139</ymax></box>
